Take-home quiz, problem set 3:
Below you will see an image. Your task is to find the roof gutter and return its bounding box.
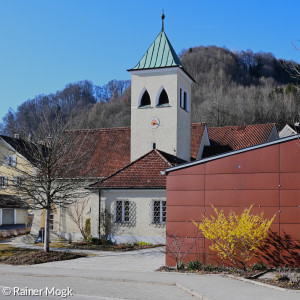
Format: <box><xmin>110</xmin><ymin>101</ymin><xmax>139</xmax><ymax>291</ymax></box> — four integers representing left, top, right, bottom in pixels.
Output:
<box><xmin>165</xmin><ymin>134</ymin><xmax>300</xmax><ymax>174</ymax></box>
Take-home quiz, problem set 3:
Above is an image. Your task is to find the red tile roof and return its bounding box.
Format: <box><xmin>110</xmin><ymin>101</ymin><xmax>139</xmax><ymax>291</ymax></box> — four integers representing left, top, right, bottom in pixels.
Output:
<box><xmin>91</xmin><ymin>149</ymin><xmax>173</xmax><ymax>189</ymax></box>
<box><xmin>61</xmin><ymin>127</ymin><xmax>130</xmax><ymax>178</ymax></box>
<box><xmin>207</xmin><ymin>123</ymin><xmax>277</xmax><ymax>151</ymax></box>
<box><xmin>191</xmin><ymin>123</ymin><xmax>206</xmax><ymax>160</ymax></box>
<box><xmin>58</xmin><ymin>123</ymin><xmax>276</xmax><ymax>180</ymax></box>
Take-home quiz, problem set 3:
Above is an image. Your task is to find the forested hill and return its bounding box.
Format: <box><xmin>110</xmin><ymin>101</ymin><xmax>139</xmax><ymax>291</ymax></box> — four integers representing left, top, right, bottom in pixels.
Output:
<box><xmin>1</xmin><ymin>46</ymin><xmax>300</xmax><ymax>137</ymax></box>
<box><xmin>179</xmin><ymin>46</ymin><xmax>300</xmax><ymax>127</ymax></box>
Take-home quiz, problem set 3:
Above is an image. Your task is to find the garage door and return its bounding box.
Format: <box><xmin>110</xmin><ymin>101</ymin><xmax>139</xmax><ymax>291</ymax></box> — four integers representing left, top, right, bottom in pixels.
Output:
<box><xmin>2</xmin><ymin>209</ymin><xmax>14</xmax><ymax>225</ymax></box>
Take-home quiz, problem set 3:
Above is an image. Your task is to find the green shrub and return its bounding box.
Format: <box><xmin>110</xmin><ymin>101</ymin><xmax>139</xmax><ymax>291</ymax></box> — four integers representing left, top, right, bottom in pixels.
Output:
<box><xmin>177</xmin><ymin>262</ymin><xmax>185</xmax><ymax>270</ymax></box>
<box><xmin>251</xmin><ymin>262</ymin><xmax>267</xmax><ymax>271</ymax></box>
<box><xmin>85</xmin><ymin>218</ymin><xmax>91</xmax><ymax>238</ymax></box>
<box><xmin>187</xmin><ymin>260</ymin><xmax>202</xmax><ymax>271</ymax></box>
<box><xmin>203</xmin><ymin>264</ymin><xmax>214</xmax><ymax>271</ymax></box>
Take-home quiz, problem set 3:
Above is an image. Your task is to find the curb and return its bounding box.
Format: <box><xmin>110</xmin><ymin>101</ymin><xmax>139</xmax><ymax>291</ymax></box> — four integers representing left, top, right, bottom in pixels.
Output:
<box><xmin>227</xmin><ymin>275</ymin><xmax>289</xmax><ymax>292</ymax></box>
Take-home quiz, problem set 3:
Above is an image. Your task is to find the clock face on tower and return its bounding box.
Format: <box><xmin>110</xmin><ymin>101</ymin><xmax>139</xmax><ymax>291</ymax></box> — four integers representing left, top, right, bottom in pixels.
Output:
<box><xmin>149</xmin><ymin>117</ymin><xmax>160</xmax><ymax>129</ymax></box>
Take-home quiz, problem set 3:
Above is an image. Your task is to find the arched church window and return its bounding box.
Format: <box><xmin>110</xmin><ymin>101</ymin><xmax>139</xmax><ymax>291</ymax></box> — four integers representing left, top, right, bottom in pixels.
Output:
<box><xmin>139</xmin><ymin>90</ymin><xmax>151</xmax><ymax>107</ymax></box>
<box><xmin>158</xmin><ymin>89</ymin><xmax>169</xmax><ymax>106</ymax></box>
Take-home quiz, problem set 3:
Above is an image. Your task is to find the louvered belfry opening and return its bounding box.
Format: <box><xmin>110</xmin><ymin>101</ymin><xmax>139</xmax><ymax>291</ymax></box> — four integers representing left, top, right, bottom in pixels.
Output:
<box><xmin>158</xmin><ymin>89</ymin><xmax>169</xmax><ymax>105</ymax></box>
<box><xmin>140</xmin><ymin>90</ymin><xmax>151</xmax><ymax>107</ymax></box>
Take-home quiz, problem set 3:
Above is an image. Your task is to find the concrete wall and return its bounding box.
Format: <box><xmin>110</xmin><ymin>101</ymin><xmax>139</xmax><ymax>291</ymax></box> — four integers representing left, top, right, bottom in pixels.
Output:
<box><xmin>91</xmin><ymin>189</ymin><xmax>166</xmax><ymax>244</ymax></box>
<box><xmin>166</xmin><ymin>138</ymin><xmax>300</xmax><ymax>267</ymax></box>
<box><xmin>130</xmin><ymin>68</ymin><xmax>192</xmax><ymax>162</ymax></box>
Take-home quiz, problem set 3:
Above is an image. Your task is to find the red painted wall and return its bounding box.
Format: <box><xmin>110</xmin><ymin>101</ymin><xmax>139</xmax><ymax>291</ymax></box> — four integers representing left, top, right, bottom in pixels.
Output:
<box><xmin>166</xmin><ymin>139</ymin><xmax>300</xmax><ymax>267</ymax></box>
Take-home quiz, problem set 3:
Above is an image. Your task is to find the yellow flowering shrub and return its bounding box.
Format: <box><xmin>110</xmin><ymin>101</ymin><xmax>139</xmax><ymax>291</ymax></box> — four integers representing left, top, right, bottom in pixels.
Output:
<box><xmin>193</xmin><ymin>205</ymin><xmax>275</xmax><ymax>269</ymax></box>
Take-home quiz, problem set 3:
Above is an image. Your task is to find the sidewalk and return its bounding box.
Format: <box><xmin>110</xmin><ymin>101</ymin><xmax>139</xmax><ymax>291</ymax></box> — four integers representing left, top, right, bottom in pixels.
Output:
<box><xmin>0</xmin><ymin>242</ymin><xmax>299</xmax><ymax>299</ymax></box>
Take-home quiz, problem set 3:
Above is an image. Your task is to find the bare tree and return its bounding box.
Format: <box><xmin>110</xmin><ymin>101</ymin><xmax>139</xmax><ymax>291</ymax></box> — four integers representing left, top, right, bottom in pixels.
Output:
<box><xmin>0</xmin><ymin>107</ymin><xmax>94</xmax><ymax>252</ymax></box>
<box><xmin>166</xmin><ymin>232</ymin><xmax>196</xmax><ymax>269</ymax></box>
<box><xmin>67</xmin><ymin>198</ymin><xmax>90</xmax><ymax>240</ymax></box>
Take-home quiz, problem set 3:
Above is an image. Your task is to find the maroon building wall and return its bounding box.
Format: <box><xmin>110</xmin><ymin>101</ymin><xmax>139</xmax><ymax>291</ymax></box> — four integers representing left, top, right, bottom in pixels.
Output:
<box><xmin>166</xmin><ymin>138</ymin><xmax>300</xmax><ymax>267</ymax></box>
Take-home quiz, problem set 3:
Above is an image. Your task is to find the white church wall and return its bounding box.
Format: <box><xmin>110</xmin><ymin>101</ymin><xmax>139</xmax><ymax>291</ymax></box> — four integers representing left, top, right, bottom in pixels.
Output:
<box><xmin>92</xmin><ymin>189</ymin><xmax>166</xmax><ymax>244</ymax></box>
<box><xmin>130</xmin><ymin>67</ymin><xmax>192</xmax><ymax>162</ymax></box>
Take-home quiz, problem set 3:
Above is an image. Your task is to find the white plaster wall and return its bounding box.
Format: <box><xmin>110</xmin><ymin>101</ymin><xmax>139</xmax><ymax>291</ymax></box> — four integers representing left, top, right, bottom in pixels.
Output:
<box><xmin>197</xmin><ymin>125</ymin><xmax>210</xmax><ymax>160</ymax></box>
<box><xmin>30</xmin><ymin>185</ymin><xmax>96</xmax><ymax>241</ymax></box>
<box><xmin>130</xmin><ymin>68</ymin><xmax>192</xmax><ymax>162</ymax></box>
<box><xmin>269</xmin><ymin>126</ymin><xmax>279</xmax><ymax>141</ymax></box>
<box><xmin>30</xmin><ymin>210</ymin><xmax>41</xmax><ymax>235</ymax></box>
<box><xmin>177</xmin><ymin>73</ymin><xmax>192</xmax><ymax>161</ymax></box>
<box><xmin>15</xmin><ymin>209</ymin><xmax>27</xmax><ymax>224</ymax></box>
<box><xmin>91</xmin><ymin>189</ymin><xmax>166</xmax><ymax>244</ymax></box>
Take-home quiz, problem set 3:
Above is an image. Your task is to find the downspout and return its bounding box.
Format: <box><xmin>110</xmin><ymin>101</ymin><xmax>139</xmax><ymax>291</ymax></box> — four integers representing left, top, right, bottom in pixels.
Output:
<box><xmin>98</xmin><ymin>189</ymin><xmax>101</xmax><ymax>240</ymax></box>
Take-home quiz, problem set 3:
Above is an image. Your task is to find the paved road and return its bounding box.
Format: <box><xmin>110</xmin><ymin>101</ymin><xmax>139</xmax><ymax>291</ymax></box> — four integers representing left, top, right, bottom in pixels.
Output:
<box><xmin>0</xmin><ymin>246</ymin><xmax>299</xmax><ymax>300</ymax></box>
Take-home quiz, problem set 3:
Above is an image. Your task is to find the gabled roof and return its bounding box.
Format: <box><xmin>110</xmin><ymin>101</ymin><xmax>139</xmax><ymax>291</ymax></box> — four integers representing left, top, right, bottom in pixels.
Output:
<box><xmin>0</xmin><ymin>135</ymin><xmax>42</xmax><ymax>164</ymax></box>
<box><xmin>130</xmin><ymin>31</ymin><xmax>182</xmax><ymax>70</ymax></box>
<box><xmin>61</xmin><ymin>127</ymin><xmax>130</xmax><ymax>179</ymax></box>
<box><xmin>191</xmin><ymin>123</ymin><xmax>207</xmax><ymax>160</ymax></box>
<box><xmin>0</xmin><ymin>194</ymin><xmax>29</xmax><ymax>209</ymax></box>
<box><xmin>206</xmin><ymin>123</ymin><xmax>277</xmax><ymax>154</ymax></box>
<box><xmin>279</xmin><ymin>124</ymin><xmax>300</xmax><ymax>138</ymax></box>
<box><xmin>91</xmin><ymin>149</ymin><xmax>179</xmax><ymax>189</ymax></box>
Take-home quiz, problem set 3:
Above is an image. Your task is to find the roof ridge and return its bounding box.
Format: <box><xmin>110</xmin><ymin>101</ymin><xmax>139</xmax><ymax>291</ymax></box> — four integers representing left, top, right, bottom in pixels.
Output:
<box><xmin>191</xmin><ymin>122</ymin><xmax>206</xmax><ymax>126</ymax></box>
<box><xmin>91</xmin><ymin>149</ymin><xmax>158</xmax><ymax>186</ymax></box>
<box><xmin>155</xmin><ymin>149</ymin><xmax>173</xmax><ymax>167</ymax></box>
<box><xmin>65</xmin><ymin>127</ymin><xmax>130</xmax><ymax>133</ymax></box>
<box><xmin>208</xmin><ymin>123</ymin><xmax>275</xmax><ymax>129</ymax></box>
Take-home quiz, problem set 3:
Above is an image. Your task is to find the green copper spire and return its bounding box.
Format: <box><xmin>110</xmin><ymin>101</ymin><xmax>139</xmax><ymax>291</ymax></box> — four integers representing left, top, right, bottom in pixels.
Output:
<box><xmin>129</xmin><ymin>13</ymin><xmax>183</xmax><ymax>70</ymax></box>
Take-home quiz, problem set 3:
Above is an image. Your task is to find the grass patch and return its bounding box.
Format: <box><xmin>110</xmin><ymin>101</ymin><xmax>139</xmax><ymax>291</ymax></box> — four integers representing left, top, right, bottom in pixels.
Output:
<box><xmin>68</xmin><ymin>241</ymin><xmax>163</xmax><ymax>252</ymax></box>
<box><xmin>0</xmin><ymin>244</ymin><xmax>86</xmax><ymax>265</ymax></box>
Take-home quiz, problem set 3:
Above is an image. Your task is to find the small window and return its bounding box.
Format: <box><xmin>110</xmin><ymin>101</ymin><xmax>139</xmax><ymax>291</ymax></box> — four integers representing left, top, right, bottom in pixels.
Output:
<box><xmin>115</xmin><ymin>200</ymin><xmax>130</xmax><ymax>223</ymax></box>
<box><xmin>14</xmin><ymin>176</ymin><xmax>24</xmax><ymax>187</ymax></box>
<box><xmin>140</xmin><ymin>90</ymin><xmax>151</xmax><ymax>107</ymax></box>
<box><xmin>0</xmin><ymin>176</ymin><xmax>8</xmax><ymax>188</ymax></box>
<box><xmin>153</xmin><ymin>200</ymin><xmax>166</xmax><ymax>223</ymax></box>
<box><xmin>158</xmin><ymin>89</ymin><xmax>169</xmax><ymax>106</ymax></box>
<box><xmin>7</xmin><ymin>156</ymin><xmax>17</xmax><ymax>167</ymax></box>
<box><xmin>180</xmin><ymin>88</ymin><xmax>188</xmax><ymax>111</ymax></box>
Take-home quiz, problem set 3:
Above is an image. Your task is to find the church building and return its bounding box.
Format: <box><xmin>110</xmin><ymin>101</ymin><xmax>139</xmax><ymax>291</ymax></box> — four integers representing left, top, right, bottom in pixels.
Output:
<box><xmin>29</xmin><ymin>14</ymin><xmax>278</xmax><ymax>243</ymax></box>
<box><xmin>89</xmin><ymin>13</ymin><xmax>196</xmax><ymax>243</ymax></box>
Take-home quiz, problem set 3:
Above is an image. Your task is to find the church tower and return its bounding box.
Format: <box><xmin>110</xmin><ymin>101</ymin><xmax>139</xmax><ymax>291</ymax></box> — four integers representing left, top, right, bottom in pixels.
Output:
<box><xmin>128</xmin><ymin>13</ymin><xmax>195</xmax><ymax>162</ymax></box>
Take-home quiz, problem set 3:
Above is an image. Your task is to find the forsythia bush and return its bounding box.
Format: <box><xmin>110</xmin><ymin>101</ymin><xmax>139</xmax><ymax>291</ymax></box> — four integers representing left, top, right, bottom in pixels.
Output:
<box><xmin>193</xmin><ymin>205</ymin><xmax>275</xmax><ymax>269</ymax></box>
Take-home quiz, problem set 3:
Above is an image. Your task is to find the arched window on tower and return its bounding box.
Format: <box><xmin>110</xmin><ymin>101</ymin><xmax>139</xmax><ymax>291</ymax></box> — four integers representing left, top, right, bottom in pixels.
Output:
<box><xmin>139</xmin><ymin>90</ymin><xmax>151</xmax><ymax>107</ymax></box>
<box><xmin>157</xmin><ymin>89</ymin><xmax>169</xmax><ymax>106</ymax></box>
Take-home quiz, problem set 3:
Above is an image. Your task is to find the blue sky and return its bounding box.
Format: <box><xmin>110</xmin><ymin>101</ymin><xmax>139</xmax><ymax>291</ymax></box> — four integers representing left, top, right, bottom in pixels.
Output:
<box><xmin>1</xmin><ymin>0</ymin><xmax>300</xmax><ymax>121</ymax></box>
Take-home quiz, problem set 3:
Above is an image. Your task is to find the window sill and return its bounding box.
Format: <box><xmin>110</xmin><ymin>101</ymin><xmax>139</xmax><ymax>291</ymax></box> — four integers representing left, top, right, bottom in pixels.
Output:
<box><xmin>138</xmin><ymin>105</ymin><xmax>153</xmax><ymax>109</ymax></box>
<box><xmin>156</xmin><ymin>104</ymin><xmax>171</xmax><ymax>108</ymax></box>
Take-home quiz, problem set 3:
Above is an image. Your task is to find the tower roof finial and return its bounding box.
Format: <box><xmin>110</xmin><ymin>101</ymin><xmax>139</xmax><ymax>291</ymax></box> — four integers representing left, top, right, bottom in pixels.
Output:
<box><xmin>161</xmin><ymin>10</ymin><xmax>165</xmax><ymax>32</ymax></box>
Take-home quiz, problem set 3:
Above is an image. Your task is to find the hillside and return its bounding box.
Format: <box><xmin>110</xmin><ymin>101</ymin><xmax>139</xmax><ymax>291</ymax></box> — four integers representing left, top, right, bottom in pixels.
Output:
<box><xmin>180</xmin><ymin>46</ymin><xmax>299</xmax><ymax>127</ymax></box>
<box><xmin>1</xmin><ymin>46</ymin><xmax>300</xmax><ymax>137</ymax></box>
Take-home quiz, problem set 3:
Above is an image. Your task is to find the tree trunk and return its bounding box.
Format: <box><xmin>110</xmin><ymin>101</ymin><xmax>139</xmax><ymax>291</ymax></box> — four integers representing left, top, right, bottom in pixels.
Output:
<box><xmin>44</xmin><ymin>208</ymin><xmax>51</xmax><ymax>252</ymax></box>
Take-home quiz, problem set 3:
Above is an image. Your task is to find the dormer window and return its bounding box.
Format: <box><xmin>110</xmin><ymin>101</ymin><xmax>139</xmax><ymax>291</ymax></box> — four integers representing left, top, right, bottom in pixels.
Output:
<box><xmin>7</xmin><ymin>156</ymin><xmax>17</xmax><ymax>167</ymax></box>
<box><xmin>180</xmin><ymin>88</ymin><xmax>188</xmax><ymax>111</ymax></box>
<box><xmin>157</xmin><ymin>89</ymin><xmax>169</xmax><ymax>106</ymax></box>
<box><xmin>139</xmin><ymin>90</ymin><xmax>151</xmax><ymax>108</ymax></box>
